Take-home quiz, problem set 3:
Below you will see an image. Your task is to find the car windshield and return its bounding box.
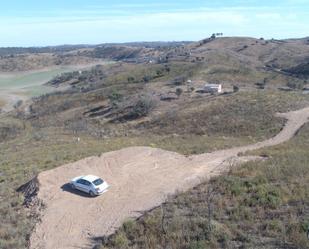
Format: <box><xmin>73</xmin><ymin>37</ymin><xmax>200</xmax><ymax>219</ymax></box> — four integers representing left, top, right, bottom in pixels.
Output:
<box><xmin>92</xmin><ymin>178</ymin><xmax>104</xmax><ymax>186</ymax></box>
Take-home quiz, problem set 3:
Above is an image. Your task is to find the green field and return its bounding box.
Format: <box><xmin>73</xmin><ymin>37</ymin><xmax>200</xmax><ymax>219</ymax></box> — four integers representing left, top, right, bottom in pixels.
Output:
<box><xmin>0</xmin><ymin>67</ymin><xmax>80</xmax><ymax>96</ymax></box>
<box><xmin>0</xmin><ymin>65</ymin><xmax>107</xmax><ymax>110</ymax></box>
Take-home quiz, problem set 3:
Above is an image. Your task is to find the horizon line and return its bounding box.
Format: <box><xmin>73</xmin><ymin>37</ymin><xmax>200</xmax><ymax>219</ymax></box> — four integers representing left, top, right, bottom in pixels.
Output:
<box><xmin>0</xmin><ymin>35</ymin><xmax>308</xmax><ymax>49</ymax></box>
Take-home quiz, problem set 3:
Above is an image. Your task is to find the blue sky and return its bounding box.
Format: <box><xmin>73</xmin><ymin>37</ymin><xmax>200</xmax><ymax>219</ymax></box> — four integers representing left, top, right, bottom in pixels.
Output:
<box><xmin>1</xmin><ymin>0</ymin><xmax>308</xmax><ymax>47</ymax></box>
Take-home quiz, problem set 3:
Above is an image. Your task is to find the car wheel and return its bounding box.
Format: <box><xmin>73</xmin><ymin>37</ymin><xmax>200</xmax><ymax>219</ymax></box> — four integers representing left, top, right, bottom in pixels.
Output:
<box><xmin>89</xmin><ymin>191</ymin><xmax>95</xmax><ymax>197</ymax></box>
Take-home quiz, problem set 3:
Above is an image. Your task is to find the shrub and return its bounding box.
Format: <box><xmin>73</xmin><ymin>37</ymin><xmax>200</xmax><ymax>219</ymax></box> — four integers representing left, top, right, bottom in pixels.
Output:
<box><xmin>175</xmin><ymin>88</ymin><xmax>183</xmax><ymax>98</ymax></box>
<box><xmin>172</xmin><ymin>76</ymin><xmax>186</xmax><ymax>86</ymax></box>
<box><xmin>129</xmin><ymin>96</ymin><xmax>157</xmax><ymax>118</ymax></box>
<box><xmin>113</xmin><ymin>232</ymin><xmax>129</xmax><ymax>248</ymax></box>
<box><xmin>250</xmin><ymin>184</ymin><xmax>281</xmax><ymax>208</ymax></box>
<box><xmin>111</xmin><ymin>95</ymin><xmax>157</xmax><ymax>122</ymax></box>
<box><xmin>108</xmin><ymin>91</ymin><xmax>123</xmax><ymax>107</ymax></box>
<box><xmin>233</xmin><ymin>85</ymin><xmax>239</xmax><ymax>92</ymax></box>
<box><xmin>122</xmin><ymin>220</ymin><xmax>137</xmax><ymax>240</ymax></box>
<box><xmin>127</xmin><ymin>76</ymin><xmax>135</xmax><ymax>83</ymax></box>
<box><xmin>143</xmin><ymin>75</ymin><xmax>152</xmax><ymax>83</ymax></box>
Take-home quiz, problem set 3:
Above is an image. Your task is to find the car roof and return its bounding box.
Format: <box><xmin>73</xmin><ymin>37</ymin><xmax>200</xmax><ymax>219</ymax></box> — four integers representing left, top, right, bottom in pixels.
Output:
<box><xmin>82</xmin><ymin>175</ymin><xmax>100</xmax><ymax>182</ymax></box>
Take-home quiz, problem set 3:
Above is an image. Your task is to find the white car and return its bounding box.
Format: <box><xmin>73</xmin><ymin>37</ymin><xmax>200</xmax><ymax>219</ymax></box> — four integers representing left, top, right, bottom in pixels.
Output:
<box><xmin>70</xmin><ymin>175</ymin><xmax>109</xmax><ymax>196</ymax></box>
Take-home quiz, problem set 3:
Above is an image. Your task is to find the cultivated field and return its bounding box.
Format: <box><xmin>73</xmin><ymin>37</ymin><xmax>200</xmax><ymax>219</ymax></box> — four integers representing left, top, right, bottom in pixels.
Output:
<box><xmin>0</xmin><ymin>63</ymin><xmax>110</xmax><ymax>112</ymax></box>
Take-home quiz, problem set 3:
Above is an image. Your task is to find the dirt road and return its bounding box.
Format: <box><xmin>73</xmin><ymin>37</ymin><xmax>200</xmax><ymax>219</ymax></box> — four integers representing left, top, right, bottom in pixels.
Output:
<box><xmin>29</xmin><ymin>107</ymin><xmax>309</xmax><ymax>249</ymax></box>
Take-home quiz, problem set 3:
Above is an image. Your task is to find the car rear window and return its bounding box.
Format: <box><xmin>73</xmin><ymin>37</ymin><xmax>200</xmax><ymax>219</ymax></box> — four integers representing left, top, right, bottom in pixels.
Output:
<box><xmin>93</xmin><ymin>178</ymin><xmax>104</xmax><ymax>186</ymax></box>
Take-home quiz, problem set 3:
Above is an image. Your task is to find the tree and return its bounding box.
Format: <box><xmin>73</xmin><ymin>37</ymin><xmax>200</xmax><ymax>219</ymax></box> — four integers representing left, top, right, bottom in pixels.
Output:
<box><xmin>233</xmin><ymin>85</ymin><xmax>239</xmax><ymax>93</ymax></box>
<box><xmin>127</xmin><ymin>76</ymin><xmax>135</xmax><ymax>83</ymax></box>
<box><xmin>143</xmin><ymin>75</ymin><xmax>152</xmax><ymax>83</ymax></box>
<box><xmin>176</xmin><ymin>88</ymin><xmax>183</xmax><ymax>98</ymax></box>
<box><xmin>164</xmin><ymin>65</ymin><xmax>171</xmax><ymax>73</ymax></box>
<box><xmin>108</xmin><ymin>91</ymin><xmax>123</xmax><ymax>108</ymax></box>
<box><xmin>129</xmin><ymin>95</ymin><xmax>157</xmax><ymax>118</ymax></box>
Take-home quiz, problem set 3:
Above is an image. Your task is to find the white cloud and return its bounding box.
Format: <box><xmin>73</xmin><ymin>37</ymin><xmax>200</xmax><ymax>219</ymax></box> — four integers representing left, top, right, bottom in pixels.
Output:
<box><xmin>0</xmin><ymin>5</ymin><xmax>308</xmax><ymax>46</ymax></box>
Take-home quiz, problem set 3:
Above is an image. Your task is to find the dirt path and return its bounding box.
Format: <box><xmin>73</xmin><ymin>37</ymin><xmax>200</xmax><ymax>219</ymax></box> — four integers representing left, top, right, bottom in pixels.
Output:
<box><xmin>29</xmin><ymin>107</ymin><xmax>309</xmax><ymax>249</ymax></box>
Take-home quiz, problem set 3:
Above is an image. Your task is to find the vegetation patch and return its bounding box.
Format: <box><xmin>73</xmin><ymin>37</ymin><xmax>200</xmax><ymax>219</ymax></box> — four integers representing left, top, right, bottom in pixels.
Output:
<box><xmin>0</xmin><ymin>117</ymin><xmax>24</xmax><ymax>141</ymax></box>
<box><xmin>144</xmin><ymin>91</ymin><xmax>309</xmax><ymax>139</ymax></box>
<box><xmin>110</xmin><ymin>95</ymin><xmax>157</xmax><ymax>122</ymax></box>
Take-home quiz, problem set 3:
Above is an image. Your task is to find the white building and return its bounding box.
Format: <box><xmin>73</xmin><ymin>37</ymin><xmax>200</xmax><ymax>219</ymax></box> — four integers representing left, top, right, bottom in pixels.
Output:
<box><xmin>204</xmin><ymin>84</ymin><xmax>222</xmax><ymax>93</ymax></box>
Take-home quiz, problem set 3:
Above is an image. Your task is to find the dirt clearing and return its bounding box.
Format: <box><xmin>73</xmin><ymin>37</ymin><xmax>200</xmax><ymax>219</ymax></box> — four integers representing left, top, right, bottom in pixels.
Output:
<box><xmin>29</xmin><ymin>107</ymin><xmax>309</xmax><ymax>249</ymax></box>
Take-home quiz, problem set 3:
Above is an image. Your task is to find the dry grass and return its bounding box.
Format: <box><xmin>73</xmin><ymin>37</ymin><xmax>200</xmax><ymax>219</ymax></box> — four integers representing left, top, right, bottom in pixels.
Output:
<box><xmin>0</xmin><ymin>124</ymin><xmax>254</xmax><ymax>249</ymax></box>
<box><xmin>1</xmin><ymin>37</ymin><xmax>309</xmax><ymax>248</ymax></box>
<box><xmin>145</xmin><ymin>91</ymin><xmax>309</xmax><ymax>139</ymax></box>
<box><xmin>98</xmin><ymin>124</ymin><xmax>309</xmax><ymax>249</ymax></box>
<box><xmin>0</xmin><ymin>90</ymin><xmax>308</xmax><ymax>248</ymax></box>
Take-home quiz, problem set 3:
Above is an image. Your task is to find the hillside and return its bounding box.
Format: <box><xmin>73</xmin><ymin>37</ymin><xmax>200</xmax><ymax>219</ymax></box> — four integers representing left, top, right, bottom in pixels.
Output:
<box><xmin>27</xmin><ymin>107</ymin><xmax>309</xmax><ymax>249</ymax></box>
<box><xmin>19</xmin><ymin>37</ymin><xmax>309</xmax><ymax>141</ymax></box>
<box><xmin>0</xmin><ymin>53</ymin><xmax>104</xmax><ymax>72</ymax></box>
<box><xmin>0</xmin><ymin>41</ymin><xmax>188</xmax><ymax>72</ymax></box>
<box><xmin>99</xmin><ymin>123</ymin><xmax>309</xmax><ymax>249</ymax></box>
<box><xmin>0</xmin><ymin>36</ymin><xmax>308</xmax><ymax>249</ymax></box>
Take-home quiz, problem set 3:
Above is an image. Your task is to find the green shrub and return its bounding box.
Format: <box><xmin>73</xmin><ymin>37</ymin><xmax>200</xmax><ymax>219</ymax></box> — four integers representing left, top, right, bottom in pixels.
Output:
<box><xmin>175</xmin><ymin>88</ymin><xmax>183</xmax><ymax>98</ymax></box>
<box><xmin>113</xmin><ymin>232</ymin><xmax>129</xmax><ymax>248</ymax></box>
<box><xmin>108</xmin><ymin>91</ymin><xmax>123</xmax><ymax>107</ymax></box>
<box><xmin>122</xmin><ymin>220</ymin><xmax>137</xmax><ymax>240</ymax></box>
<box><xmin>128</xmin><ymin>96</ymin><xmax>157</xmax><ymax>119</ymax></box>
<box><xmin>249</xmin><ymin>184</ymin><xmax>281</xmax><ymax>208</ymax></box>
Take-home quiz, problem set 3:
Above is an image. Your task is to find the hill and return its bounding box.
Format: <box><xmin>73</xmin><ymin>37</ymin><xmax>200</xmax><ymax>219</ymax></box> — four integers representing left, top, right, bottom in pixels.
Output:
<box><xmin>0</xmin><ymin>41</ymin><xmax>188</xmax><ymax>72</ymax></box>
<box><xmin>27</xmin><ymin>107</ymin><xmax>309</xmax><ymax>249</ymax></box>
<box><xmin>0</xmin><ymin>36</ymin><xmax>308</xmax><ymax>249</ymax></box>
<box><xmin>16</xmin><ymin>37</ymin><xmax>309</xmax><ymax>141</ymax></box>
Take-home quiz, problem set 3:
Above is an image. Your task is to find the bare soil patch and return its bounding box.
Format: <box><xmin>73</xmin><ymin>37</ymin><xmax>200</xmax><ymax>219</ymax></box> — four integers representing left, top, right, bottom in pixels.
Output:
<box><xmin>29</xmin><ymin>107</ymin><xmax>309</xmax><ymax>249</ymax></box>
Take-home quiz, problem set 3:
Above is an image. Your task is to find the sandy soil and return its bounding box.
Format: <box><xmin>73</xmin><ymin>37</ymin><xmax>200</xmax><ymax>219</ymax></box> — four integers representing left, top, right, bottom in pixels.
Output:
<box><xmin>29</xmin><ymin>107</ymin><xmax>309</xmax><ymax>249</ymax></box>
